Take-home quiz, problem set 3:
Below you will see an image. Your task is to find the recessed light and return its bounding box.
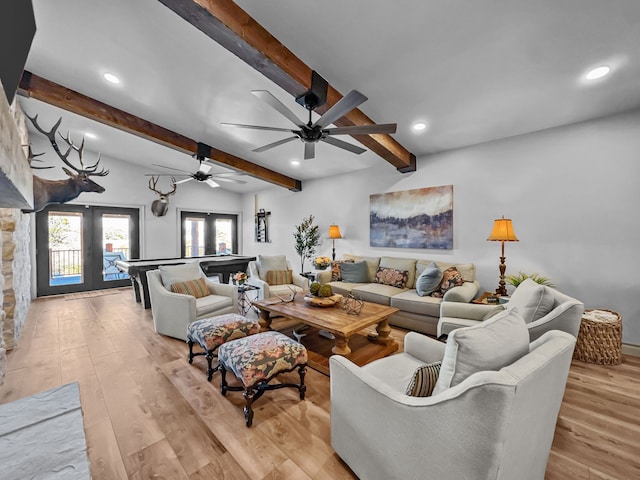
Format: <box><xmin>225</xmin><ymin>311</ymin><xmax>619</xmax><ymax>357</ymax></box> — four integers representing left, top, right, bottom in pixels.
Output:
<box><xmin>103</xmin><ymin>72</ymin><xmax>120</xmax><ymax>84</ymax></box>
<box><xmin>412</xmin><ymin>121</ymin><xmax>428</xmax><ymax>132</ymax></box>
<box><xmin>85</xmin><ymin>132</ymin><xmax>97</xmax><ymax>139</ymax></box>
<box><xmin>585</xmin><ymin>66</ymin><xmax>610</xmax><ymax>80</ymax></box>
<box><xmin>291</xmin><ymin>160</ymin><xmax>300</xmax><ymax>166</ymax></box>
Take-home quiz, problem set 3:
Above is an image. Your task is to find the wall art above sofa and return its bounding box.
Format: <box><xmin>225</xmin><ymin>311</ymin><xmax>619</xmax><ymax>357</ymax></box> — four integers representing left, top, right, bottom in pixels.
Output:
<box><xmin>369</xmin><ymin>185</ymin><xmax>453</xmax><ymax>249</ymax></box>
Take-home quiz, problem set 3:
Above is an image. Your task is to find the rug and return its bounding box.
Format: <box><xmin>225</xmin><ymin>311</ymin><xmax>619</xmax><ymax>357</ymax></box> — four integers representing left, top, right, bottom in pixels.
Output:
<box><xmin>0</xmin><ymin>382</ymin><xmax>91</xmax><ymax>479</ymax></box>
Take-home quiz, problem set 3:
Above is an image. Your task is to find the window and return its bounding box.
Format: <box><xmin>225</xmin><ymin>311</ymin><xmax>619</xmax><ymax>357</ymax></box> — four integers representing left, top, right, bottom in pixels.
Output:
<box><xmin>181</xmin><ymin>211</ymin><xmax>238</xmax><ymax>257</ymax></box>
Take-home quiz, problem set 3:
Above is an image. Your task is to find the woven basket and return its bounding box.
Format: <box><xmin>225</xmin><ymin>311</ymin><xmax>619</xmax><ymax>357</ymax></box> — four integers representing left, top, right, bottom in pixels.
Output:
<box><xmin>573</xmin><ymin>309</ymin><xmax>622</xmax><ymax>365</ymax></box>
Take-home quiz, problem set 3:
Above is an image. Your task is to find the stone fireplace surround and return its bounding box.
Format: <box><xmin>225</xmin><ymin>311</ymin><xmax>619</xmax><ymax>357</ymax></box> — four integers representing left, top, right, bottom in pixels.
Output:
<box><xmin>0</xmin><ymin>81</ymin><xmax>33</xmax><ymax>385</ymax></box>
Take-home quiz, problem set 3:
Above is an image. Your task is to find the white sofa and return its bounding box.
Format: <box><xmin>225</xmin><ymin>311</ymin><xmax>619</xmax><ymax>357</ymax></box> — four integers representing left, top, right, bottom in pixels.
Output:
<box><xmin>147</xmin><ymin>262</ymin><xmax>238</xmax><ymax>341</ymax></box>
<box><xmin>317</xmin><ymin>254</ymin><xmax>479</xmax><ymax>336</ymax></box>
<box><xmin>330</xmin><ymin>310</ymin><xmax>577</xmax><ymax>480</ymax></box>
<box><xmin>438</xmin><ymin>278</ymin><xmax>584</xmax><ymax>341</ymax></box>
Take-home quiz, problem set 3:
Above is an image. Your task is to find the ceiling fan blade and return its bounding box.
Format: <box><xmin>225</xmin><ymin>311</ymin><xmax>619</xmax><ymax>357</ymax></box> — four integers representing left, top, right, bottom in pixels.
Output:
<box><xmin>252</xmin><ymin>90</ymin><xmax>305</xmax><ymax>128</ymax></box>
<box><xmin>304</xmin><ymin>142</ymin><xmax>315</xmax><ymax>160</ymax></box>
<box><xmin>325</xmin><ymin>123</ymin><xmax>397</xmax><ymax>136</ymax></box>
<box><xmin>198</xmin><ymin>163</ymin><xmax>211</xmax><ymax>173</ymax></box>
<box><xmin>144</xmin><ymin>173</ymin><xmax>189</xmax><ymax>177</ymax></box>
<box><xmin>313</xmin><ymin>90</ymin><xmax>368</xmax><ymax>129</ymax></box>
<box><xmin>252</xmin><ymin>136</ymin><xmax>298</xmax><ymax>153</ymax></box>
<box><xmin>213</xmin><ymin>176</ymin><xmax>247</xmax><ymax>184</ymax></box>
<box><xmin>205</xmin><ymin>179</ymin><xmax>220</xmax><ymax>188</ymax></box>
<box><xmin>221</xmin><ymin>122</ymin><xmax>295</xmax><ymax>133</ymax></box>
<box><xmin>321</xmin><ymin>136</ymin><xmax>367</xmax><ymax>155</ymax></box>
<box><xmin>175</xmin><ymin>178</ymin><xmax>193</xmax><ymax>184</ymax></box>
<box><xmin>152</xmin><ymin>163</ymin><xmax>191</xmax><ymax>174</ymax></box>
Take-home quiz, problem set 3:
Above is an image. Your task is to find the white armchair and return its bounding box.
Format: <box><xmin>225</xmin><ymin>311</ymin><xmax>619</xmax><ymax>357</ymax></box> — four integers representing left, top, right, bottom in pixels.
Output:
<box><xmin>438</xmin><ymin>278</ymin><xmax>584</xmax><ymax>341</ymax></box>
<box><xmin>147</xmin><ymin>262</ymin><xmax>238</xmax><ymax>341</ymax></box>
<box><xmin>330</xmin><ymin>323</ymin><xmax>576</xmax><ymax>480</ymax></box>
<box><xmin>246</xmin><ymin>254</ymin><xmax>308</xmax><ymax>300</ymax></box>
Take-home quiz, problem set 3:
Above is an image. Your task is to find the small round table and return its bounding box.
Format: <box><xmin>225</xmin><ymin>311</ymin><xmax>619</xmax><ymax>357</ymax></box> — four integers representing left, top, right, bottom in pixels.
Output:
<box><xmin>573</xmin><ymin>309</ymin><xmax>622</xmax><ymax>365</ymax></box>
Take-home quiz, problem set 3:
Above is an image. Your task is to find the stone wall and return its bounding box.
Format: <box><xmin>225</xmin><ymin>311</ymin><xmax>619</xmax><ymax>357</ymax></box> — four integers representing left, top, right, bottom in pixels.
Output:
<box><xmin>0</xmin><ymin>93</ymin><xmax>32</xmax><ymax>386</ymax></box>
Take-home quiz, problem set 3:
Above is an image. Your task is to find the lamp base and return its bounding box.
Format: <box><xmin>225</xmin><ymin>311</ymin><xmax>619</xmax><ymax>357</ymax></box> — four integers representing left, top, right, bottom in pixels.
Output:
<box><xmin>496</xmin><ymin>254</ymin><xmax>508</xmax><ymax>296</ymax></box>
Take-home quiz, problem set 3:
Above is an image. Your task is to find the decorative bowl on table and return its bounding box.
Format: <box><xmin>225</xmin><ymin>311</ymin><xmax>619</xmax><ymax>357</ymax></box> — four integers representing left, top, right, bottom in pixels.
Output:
<box><xmin>312</xmin><ymin>256</ymin><xmax>331</xmax><ymax>270</ymax></box>
<box><xmin>303</xmin><ymin>292</ymin><xmax>343</xmax><ymax>308</ymax></box>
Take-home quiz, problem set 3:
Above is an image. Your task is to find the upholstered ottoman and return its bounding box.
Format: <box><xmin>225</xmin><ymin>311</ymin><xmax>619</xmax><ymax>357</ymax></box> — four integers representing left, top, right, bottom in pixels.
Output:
<box><xmin>217</xmin><ymin>331</ymin><xmax>308</xmax><ymax>427</ymax></box>
<box><xmin>187</xmin><ymin>314</ymin><xmax>260</xmax><ymax>381</ymax></box>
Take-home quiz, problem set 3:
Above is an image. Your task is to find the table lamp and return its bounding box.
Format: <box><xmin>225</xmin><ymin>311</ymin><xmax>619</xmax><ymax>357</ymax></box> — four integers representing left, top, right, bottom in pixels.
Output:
<box><xmin>328</xmin><ymin>224</ymin><xmax>342</xmax><ymax>261</ymax></box>
<box><xmin>487</xmin><ymin>216</ymin><xmax>519</xmax><ymax>296</ymax></box>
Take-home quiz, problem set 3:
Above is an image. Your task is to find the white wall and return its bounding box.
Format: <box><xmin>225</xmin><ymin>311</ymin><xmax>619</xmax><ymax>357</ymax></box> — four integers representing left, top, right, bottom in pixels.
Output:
<box><xmin>242</xmin><ymin>110</ymin><xmax>640</xmax><ymax>345</ymax></box>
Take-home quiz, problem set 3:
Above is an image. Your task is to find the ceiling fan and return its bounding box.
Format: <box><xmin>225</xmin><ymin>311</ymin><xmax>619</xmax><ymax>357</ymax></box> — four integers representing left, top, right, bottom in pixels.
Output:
<box><xmin>222</xmin><ymin>71</ymin><xmax>397</xmax><ymax>160</ymax></box>
<box><xmin>145</xmin><ymin>150</ymin><xmax>247</xmax><ymax>189</ymax></box>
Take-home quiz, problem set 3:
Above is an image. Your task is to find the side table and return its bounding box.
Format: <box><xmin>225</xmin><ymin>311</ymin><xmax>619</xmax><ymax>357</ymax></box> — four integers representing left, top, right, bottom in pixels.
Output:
<box><xmin>573</xmin><ymin>309</ymin><xmax>622</xmax><ymax>365</ymax></box>
<box><xmin>237</xmin><ymin>283</ymin><xmax>260</xmax><ymax>316</ymax></box>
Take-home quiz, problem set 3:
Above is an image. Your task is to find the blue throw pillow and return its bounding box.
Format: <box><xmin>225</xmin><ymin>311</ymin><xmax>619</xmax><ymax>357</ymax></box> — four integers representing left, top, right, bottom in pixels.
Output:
<box><xmin>340</xmin><ymin>260</ymin><xmax>369</xmax><ymax>283</ymax></box>
<box><xmin>416</xmin><ymin>262</ymin><xmax>443</xmax><ymax>296</ymax></box>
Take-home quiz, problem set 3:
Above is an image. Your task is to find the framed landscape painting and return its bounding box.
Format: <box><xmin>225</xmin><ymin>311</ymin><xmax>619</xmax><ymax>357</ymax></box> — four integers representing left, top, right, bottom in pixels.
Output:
<box><xmin>370</xmin><ymin>185</ymin><xmax>453</xmax><ymax>249</ymax></box>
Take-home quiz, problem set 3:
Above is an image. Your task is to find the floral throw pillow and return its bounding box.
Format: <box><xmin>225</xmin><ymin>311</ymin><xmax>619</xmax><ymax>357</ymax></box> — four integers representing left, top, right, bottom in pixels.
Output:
<box><xmin>331</xmin><ymin>259</ymin><xmax>354</xmax><ymax>281</ymax></box>
<box><xmin>430</xmin><ymin>267</ymin><xmax>464</xmax><ymax>298</ymax></box>
<box><xmin>374</xmin><ymin>267</ymin><xmax>409</xmax><ymax>288</ymax></box>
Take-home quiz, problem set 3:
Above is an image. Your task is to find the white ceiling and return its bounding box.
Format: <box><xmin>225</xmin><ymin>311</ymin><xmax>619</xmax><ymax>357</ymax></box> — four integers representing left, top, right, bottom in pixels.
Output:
<box><xmin>18</xmin><ymin>0</ymin><xmax>640</xmax><ymax>193</ymax></box>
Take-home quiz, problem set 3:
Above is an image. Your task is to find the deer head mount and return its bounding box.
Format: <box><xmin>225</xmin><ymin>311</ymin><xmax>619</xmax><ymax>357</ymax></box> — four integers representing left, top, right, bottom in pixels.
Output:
<box><xmin>24</xmin><ymin>115</ymin><xmax>109</xmax><ymax>213</ymax></box>
<box><xmin>148</xmin><ymin>175</ymin><xmax>177</xmax><ymax>217</ymax></box>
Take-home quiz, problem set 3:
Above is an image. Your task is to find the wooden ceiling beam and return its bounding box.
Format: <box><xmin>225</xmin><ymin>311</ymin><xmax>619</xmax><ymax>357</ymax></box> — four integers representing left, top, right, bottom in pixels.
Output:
<box><xmin>158</xmin><ymin>0</ymin><xmax>416</xmax><ymax>173</ymax></box>
<box><xmin>18</xmin><ymin>71</ymin><xmax>301</xmax><ymax>191</ymax></box>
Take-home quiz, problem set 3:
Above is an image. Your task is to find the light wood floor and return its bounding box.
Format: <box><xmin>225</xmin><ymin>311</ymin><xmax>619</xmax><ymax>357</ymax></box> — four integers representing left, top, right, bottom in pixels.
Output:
<box><xmin>1</xmin><ymin>290</ymin><xmax>638</xmax><ymax>479</ymax></box>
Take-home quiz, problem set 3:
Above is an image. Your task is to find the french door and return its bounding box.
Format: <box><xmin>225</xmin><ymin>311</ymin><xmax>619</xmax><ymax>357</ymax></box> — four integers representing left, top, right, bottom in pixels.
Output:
<box><xmin>36</xmin><ymin>204</ymin><xmax>140</xmax><ymax>296</ymax></box>
<box><xmin>180</xmin><ymin>211</ymin><xmax>238</xmax><ymax>257</ymax></box>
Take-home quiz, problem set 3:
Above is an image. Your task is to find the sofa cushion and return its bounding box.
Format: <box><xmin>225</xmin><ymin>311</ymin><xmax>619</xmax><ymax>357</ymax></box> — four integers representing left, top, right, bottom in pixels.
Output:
<box><xmin>374</xmin><ymin>266</ymin><xmax>409</xmax><ymax>288</ymax></box>
<box><xmin>508</xmin><ymin>279</ymin><xmax>556</xmax><ymax>323</ymax></box>
<box><xmin>416</xmin><ymin>260</ymin><xmax>476</xmax><ymax>283</ymax></box>
<box><xmin>159</xmin><ymin>262</ymin><xmax>201</xmax><ymax>288</ymax></box>
<box><xmin>343</xmin><ymin>255</ymin><xmax>381</xmax><ymax>282</ymax></box>
<box><xmin>257</xmin><ymin>255</ymin><xmax>288</xmax><ymax>280</ymax></box>
<box><xmin>362</xmin><ymin>351</ymin><xmax>426</xmax><ymax>394</ymax></box>
<box><xmin>330</xmin><ymin>259</ymin><xmax>354</xmax><ymax>281</ymax></box>
<box><xmin>390</xmin><ymin>290</ymin><xmax>442</xmax><ymax>318</ymax></box>
<box><xmin>352</xmin><ymin>283</ymin><xmax>407</xmax><ymax>305</ymax></box>
<box><xmin>195</xmin><ymin>294</ymin><xmax>234</xmax><ymax>317</ymax></box>
<box><xmin>406</xmin><ymin>361</ymin><xmax>442</xmax><ymax>397</ymax></box>
<box><xmin>433</xmin><ymin>309</ymin><xmax>529</xmax><ymax>395</ymax></box>
<box><xmin>430</xmin><ymin>267</ymin><xmax>464</xmax><ymax>298</ymax></box>
<box><xmin>170</xmin><ymin>277</ymin><xmax>210</xmax><ymax>298</ymax></box>
<box><xmin>415</xmin><ymin>262</ymin><xmax>443</xmax><ymax>296</ymax></box>
<box><xmin>265</xmin><ymin>269</ymin><xmax>293</xmax><ymax>286</ymax></box>
<box><xmin>341</xmin><ymin>261</ymin><xmax>369</xmax><ymax>283</ymax></box>
<box><xmin>326</xmin><ymin>281</ymin><xmax>367</xmax><ymax>296</ymax></box>
<box><xmin>380</xmin><ymin>257</ymin><xmax>418</xmax><ymax>288</ymax></box>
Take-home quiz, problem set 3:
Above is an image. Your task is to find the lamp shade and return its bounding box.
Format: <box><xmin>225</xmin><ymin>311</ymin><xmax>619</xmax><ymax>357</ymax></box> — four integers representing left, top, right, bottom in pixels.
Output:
<box><xmin>487</xmin><ymin>217</ymin><xmax>518</xmax><ymax>242</ymax></box>
<box><xmin>328</xmin><ymin>224</ymin><xmax>342</xmax><ymax>239</ymax></box>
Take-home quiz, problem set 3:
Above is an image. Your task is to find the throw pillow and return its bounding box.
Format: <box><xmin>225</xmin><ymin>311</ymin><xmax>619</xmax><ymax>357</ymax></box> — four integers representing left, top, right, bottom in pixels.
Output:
<box><xmin>507</xmin><ymin>278</ymin><xmax>555</xmax><ymax>323</ymax></box>
<box><xmin>266</xmin><ymin>269</ymin><xmax>293</xmax><ymax>286</ymax></box>
<box><xmin>430</xmin><ymin>266</ymin><xmax>464</xmax><ymax>298</ymax></box>
<box><xmin>406</xmin><ymin>361</ymin><xmax>442</xmax><ymax>397</ymax></box>
<box><xmin>331</xmin><ymin>259</ymin><xmax>355</xmax><ymax>281</ymax></box>
<box><xmin>416</xmin><ymin>262</ymin><xmax>443</xmax><ymax>296</ymax></box>
<box><xmin>257</xmin><ymin>255</ymin><xmax>288</xmax><ymax>280</ymax></box>
<box><xmin>340</xmin><ymin>260</ymin><xmax>369</xmax><ymax>283</ymax></box>
<box><xmin>374</xmin><ymin>267</ymin><xmax>409</xmax><ymax>288</ymax></box>
<box><xmin>170</xmin><ymin>277</ymin><xmax>210</xmax><ymax>298</ymax></box>
<box><xmin>159</xmin><ymin>262</ymin><xmax>201</xmax><ymax>288</ymax></box>
<box><xmin>432</xmin><ymin>309</ymin><xmax>529</xmax><ymax>395</ymax></box>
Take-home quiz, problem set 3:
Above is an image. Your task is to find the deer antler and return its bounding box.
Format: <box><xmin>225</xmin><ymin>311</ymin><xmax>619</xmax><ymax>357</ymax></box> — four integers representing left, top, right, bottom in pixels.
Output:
<box><xmin>148</xmin><ymin>176</ymin><xmax>177</xmax><ymax>196</ymax></box>
<box><xmin>23</xmin><ymin>144</ymin><xmax>54</xmax><ymax>170</ymax></box>
<box><xmin>27</xmin><ymin>114</ymin><xmax>109</xmax><ymax>177</ymax></box>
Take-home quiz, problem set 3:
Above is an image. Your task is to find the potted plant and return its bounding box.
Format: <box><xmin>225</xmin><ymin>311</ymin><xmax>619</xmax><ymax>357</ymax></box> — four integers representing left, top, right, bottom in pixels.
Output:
<box><xmin>312</xmin><ymin>256</ymin><xmax>331</xmax><ymax>270</ymax></box>
<box><xmin>293</xmin><ymin>215</ymin><xmax>320</xmax><ymax>273</ymax></box>
<box><xmin>505</xmin><ymin>272</ymin><xmax>556</xmax><ymax>289</ymax></box>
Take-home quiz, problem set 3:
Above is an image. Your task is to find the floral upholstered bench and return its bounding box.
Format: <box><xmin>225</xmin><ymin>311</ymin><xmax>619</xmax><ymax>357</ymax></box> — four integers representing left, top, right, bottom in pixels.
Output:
<box><xmin>187</xmin><ymin>313</ymin><xmax>260</xmax><ymax>381</ymax></box>
<box><xmin>217</xmin><ymin>331</ymin><xmax>308</xmax><ymax>427</ymax></box>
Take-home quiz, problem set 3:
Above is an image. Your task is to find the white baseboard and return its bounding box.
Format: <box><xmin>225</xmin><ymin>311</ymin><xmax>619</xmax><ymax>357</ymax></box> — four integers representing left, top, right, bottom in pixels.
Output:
<box><xmin>622</xmin><ymin>343</ymin><xmax>640</xmax><ymax>357</ymax></box>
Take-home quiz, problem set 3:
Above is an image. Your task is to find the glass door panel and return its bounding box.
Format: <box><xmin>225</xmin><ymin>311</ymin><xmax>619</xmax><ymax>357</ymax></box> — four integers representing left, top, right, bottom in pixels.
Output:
<box><xmin>48</xmin><ymin>211</ymin><xmax>84</xmax><ymax>287</ymax></box>
<box><xmin>102</xmin><ymin>213</ymin><xmax>131</xmax><ymax>281</ymax></box>
<box><xmin>184</xmin><ymin>217</ymin><xmax>205</xmax><ymax>257</ymax></box>
<box><xmin>215</xmin><ymin>218</ymin><xmax>233</xmax><ymax>254</ymax></box>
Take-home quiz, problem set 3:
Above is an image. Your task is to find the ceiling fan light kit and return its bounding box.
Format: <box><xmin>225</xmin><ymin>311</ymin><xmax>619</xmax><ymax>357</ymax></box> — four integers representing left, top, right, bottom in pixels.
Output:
<box><xmin>223</xmin><ymin>70</ymin><xmax>397</xmax><ymax>160</ymax></box>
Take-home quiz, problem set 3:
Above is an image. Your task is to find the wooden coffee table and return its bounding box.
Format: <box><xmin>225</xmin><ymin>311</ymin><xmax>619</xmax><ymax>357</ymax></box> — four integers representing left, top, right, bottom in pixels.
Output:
<box><xmin>253</xmin><ymin>294</ymin><xmax>399</xmax><ymax>374</ymax></box>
